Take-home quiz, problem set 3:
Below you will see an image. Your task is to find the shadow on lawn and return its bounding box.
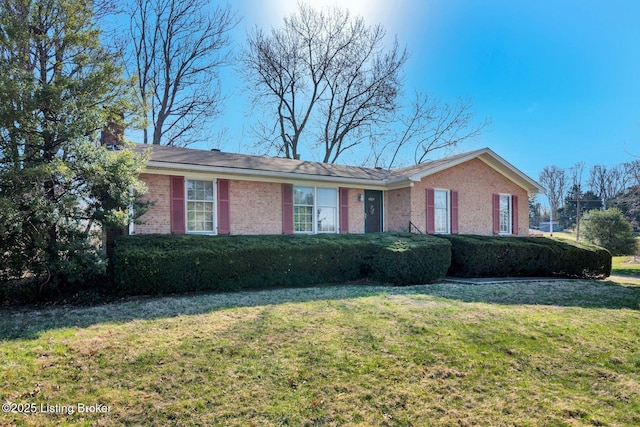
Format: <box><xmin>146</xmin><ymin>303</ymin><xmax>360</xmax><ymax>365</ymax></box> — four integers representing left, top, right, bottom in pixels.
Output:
<box><xmin>1</xmin><ymin>279</ymin><xmax>638</xmax><ymax>341</ymax></box>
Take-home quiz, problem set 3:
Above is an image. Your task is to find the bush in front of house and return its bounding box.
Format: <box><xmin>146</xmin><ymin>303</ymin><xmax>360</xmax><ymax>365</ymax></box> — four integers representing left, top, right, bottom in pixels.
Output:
<box><xmin>441</xmin><ymin>235</ymin><xmax>611</xmax><ymax>279</ymax></box>
<box><xmin>109</xmin><ymin>233</ymin><xmax>451</xmax><ymax>296</ymax></box>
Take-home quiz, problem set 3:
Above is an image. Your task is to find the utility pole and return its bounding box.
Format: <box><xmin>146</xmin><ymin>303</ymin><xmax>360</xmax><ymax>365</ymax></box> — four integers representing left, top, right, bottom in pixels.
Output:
<box><xmin>575</xmin><ymin>184</ymin><xmax>581</xmax><ymax>241</ymax></box>
<box><xmin>549</xmin><ymin>202</ymin><xmax>553</xmax><ymax>237</ymax></box>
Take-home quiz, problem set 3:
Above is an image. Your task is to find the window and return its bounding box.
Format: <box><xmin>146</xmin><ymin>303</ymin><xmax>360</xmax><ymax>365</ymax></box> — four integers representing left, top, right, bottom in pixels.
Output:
<box><xmin>434</xmin><ymin>190</ymin><xmax>449</xmax><ymax>234</ymax></box>
<box><xmin>317</xmin><ymin>188</ymin><xmax>337</xmax><ymax>232</ymax></box>
<box><xmin>499</xmin><ymin>194</ymin><xmax>511</xmax><ymax>234</ymax></box>
<box><xmin>294</xmin><ymin>187</ymin><xmax>314</xmax><ymax>233</ymax></box>
<box><xmin>186</xmin><ymin>180</ymin><xmax>215</xmax><ymax>233</ymax></box>
<box><xmin>294</xmin><ymin>186</ymin><xmax>337</xmax><ymax>233</ymax></box>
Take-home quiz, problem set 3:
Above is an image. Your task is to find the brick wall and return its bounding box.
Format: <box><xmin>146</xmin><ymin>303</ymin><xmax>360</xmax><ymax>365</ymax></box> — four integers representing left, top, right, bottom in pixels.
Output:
<box><xmin>230</xmin><ymin>180</ymin><xmax>283</xmax><ymax>235</ymax></box>
<box><xmin>411</xmin><ymin>158</ymin><xmax>529</xmax><ymax>236</ymax></box>
<box><xmin>384</xmin><ymin>187</ymin><xmax>412</xmax><ymax>232</ymax></box>
<box><xmin>135</xmin><ymin>173</ymin><xmax>171</xmax><ymax>234</ymax></box>
<box><xmin>346</xmin><ymin>188</ymin><xmax>365</xmax><ymax>234</ymax></box>
<box><xmin>134</xmin><ymin>159</ymin><xmax>530</xmax><ymax>236</ymax></box>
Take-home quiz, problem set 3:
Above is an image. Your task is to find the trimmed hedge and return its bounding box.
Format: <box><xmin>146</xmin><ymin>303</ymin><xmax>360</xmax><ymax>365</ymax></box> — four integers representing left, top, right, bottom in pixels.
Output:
<box><xmin>110</xmin><ymin>233</ymin><xmax>451</xmax><ymax>296</ymax></box>
<box><xmin>441</xmin><ymin>235</ymin><xmax>611</xmax><ymax>279</ymax></box>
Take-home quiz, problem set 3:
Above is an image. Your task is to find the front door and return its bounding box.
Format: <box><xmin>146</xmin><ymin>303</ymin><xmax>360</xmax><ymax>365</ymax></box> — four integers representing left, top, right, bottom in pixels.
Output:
<box><xmin>364</xmin><ymin>190</ymin><xmax>383</xmax><ymax>233</ymax></box>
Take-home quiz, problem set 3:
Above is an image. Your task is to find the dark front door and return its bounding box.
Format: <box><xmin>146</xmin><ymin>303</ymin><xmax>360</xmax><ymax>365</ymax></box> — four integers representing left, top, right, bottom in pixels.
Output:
<box><xmin>364</xmin><ymin>190</ymin><xmax>383</xmax><ymax>233</ymax></box>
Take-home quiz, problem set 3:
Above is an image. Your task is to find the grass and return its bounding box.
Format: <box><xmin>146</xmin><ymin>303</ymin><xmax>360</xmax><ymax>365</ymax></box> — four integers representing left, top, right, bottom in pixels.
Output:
<box><xmin>612</xmin><ymin>256</ymin><xmax>640</xmax><ymax>277</ymax></box>
<box><xmin>1</xmin><ymin>279</ymin><xmax>639</xmax><ymax>426</ymax></box>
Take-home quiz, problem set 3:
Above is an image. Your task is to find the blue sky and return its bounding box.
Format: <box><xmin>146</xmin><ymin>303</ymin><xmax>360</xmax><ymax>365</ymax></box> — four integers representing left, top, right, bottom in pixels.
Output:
<box><xmin>159</xmin><ymin>0</ymin><xmax>640</xmax><ymax>184</ymax></box>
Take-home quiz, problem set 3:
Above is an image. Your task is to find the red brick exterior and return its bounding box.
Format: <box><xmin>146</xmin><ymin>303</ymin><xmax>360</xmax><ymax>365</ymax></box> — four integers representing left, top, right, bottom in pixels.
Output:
<box><xmin>384</xmin><ymin>158</ymin><xmax>529</xmax><ymax>236</ymax></box>
<box><xmin>384</xmin><ymin>187</ymin><xmax>412</xmax><ymax>232</ymax></box>
<box><xmin>135</xmin><ymin>159</ymin><xmax>530</xmax><ymax>236</ymax></box>
<box><xmin>347</xmin><ymin>188</ymin><xmax>365</xmax><ymax>234</ymax></box>
<box><xmin>135</xmin><ymin>173</ymin><xmax>171</xmax><ymax>234</ymax></box>
<box><xmin>229</xmin><ymin>180</ymin><xmax>283</xmax><ymax>235</ymax></box>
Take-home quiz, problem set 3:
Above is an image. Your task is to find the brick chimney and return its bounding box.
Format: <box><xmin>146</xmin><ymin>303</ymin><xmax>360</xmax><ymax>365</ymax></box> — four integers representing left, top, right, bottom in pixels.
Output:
<box><xmin>100</xmin><ymin>113</ymin><xmax>124</xmax><ymax>149</ymax></box>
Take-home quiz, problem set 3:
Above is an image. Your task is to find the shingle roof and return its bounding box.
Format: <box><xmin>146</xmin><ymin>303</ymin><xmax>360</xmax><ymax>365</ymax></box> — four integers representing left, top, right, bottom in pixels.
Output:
<box><xmin>135</xmin><ymin>143</ymin><xmax>391</xmax><ymax>181</ymax></box>
<box><xmin>135</xmin><ymin>143</ymin><xmax>544</xmax><ymax>194</ymax></box>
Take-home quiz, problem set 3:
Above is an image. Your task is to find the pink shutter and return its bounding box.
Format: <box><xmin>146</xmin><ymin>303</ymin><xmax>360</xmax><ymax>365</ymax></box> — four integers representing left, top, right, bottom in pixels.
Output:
<box><xmin>282</xmin><ymin>184</ymin><xmax>294</xmax><ymax>234</ymax></box>
<box><xmin>511</xmin><ymin>195</ymin><xmax>519</xmax><ymax>235</ymax></box>
<box><xmin>170</xmin><ymin>176</ymin><xmax>186</xmax><ymax>234</ymax></box>
<box><xmin>339</xmin><ymin>187</ymin><xmax>349</xmax><ymax>234</ymax></box>
<box><xmin>426</xmin><ymin>188</ymin><xmax>435</xmax><ymax>234</ymax></box>
<box><xmin>217</xmin><ymin>179</ymin><xmax>230</xmax><ymax>235</ymax></box>
<box><xmin>450</xmin><ymin>190</ymin><xmax>459</xmax><ymax>234</ymax></box>
<box><xmin>492</xmin><ymin>193</ymin><xmax>500</xmax><ymax>235</ymax></box>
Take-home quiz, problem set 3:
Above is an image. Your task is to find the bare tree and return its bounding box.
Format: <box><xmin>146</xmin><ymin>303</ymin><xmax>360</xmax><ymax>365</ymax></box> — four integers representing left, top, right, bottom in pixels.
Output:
<box><xmin>241</xmin><ymin>3</ymin><xmax>407</xmax><ymax>162</ymax></box>
<box><xmin>372</xmin><ymin>91</ymin><xmax>489</xmax><ymax>169</ymax></box>
<box><xmin>539</xmin><ymin>165</ymin><xmax>566</xmax><ymax>220</ymax></box>
<box><xmin>624</xmin><ymin>160</ymin><xmax>640</xmax><ymax>187</ymax></box>
<box><xmin>128</xmin><ymin>0</ymin><xmax>237</xmax><ymax>146</ymax></box>
<box><xmin>588</xmin><ymin>164</ymin><xmax>630</xmax><ymax>208</ymax></box>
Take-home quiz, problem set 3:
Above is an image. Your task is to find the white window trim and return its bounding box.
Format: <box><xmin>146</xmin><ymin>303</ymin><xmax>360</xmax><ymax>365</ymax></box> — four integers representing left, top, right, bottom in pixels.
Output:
<box><xmin>185</xmin><ymin>178</ymin><xmax>217</xmax><ymax>235</ymax></box>
<box><xmin>433</xmin><ymin>188</ymin><xmax>450</xmax><ymax>234</ymax></box>
<box><xmin>499</xmin><ymin>193</ymin><xmax>512</xmax><ymax>235</ymax></box>
<box><xmin>293</xmin><ymin>186</ymin><xmax>339</xmax><ymax>234</ymax></box>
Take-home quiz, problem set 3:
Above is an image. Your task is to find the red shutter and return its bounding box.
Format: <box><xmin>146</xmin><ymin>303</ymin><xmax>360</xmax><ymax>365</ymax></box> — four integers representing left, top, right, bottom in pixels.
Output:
<box><xmin>282</xmin><ymin>184</ymin><xmax>294</xmax><ymax>234</ymax></box>
<box><xmin>217</xmin><ymin>179</ymin><xmax>230</xmax><ymax>235</ymax></box>
<box><xmin>511</xmin><ymin>195</ymin><xmax>519</xmax><ymax>235</ymax></box>
<box><xmin>339</xmin><ymin>187</ymin><xmax>349</xmax><ymax>234</ymax></box>
<box><xmin>170</xmin><ymin>176</ymin><xmax>186</xmax><ymax>234</ymax></box>
<box><xmin>426</xmin><ymin>188</ymin><xmax>435</xmax><ymax>234</ymax></box>
<box><xmin>492</xmin><ymin>193</ymin><xmax>500</xmax><ymax>235</ymax></box>
<box><xmin>450</xmin><ymin>190</ymin><xmax>459</xmax><ymax>234</ymax></box>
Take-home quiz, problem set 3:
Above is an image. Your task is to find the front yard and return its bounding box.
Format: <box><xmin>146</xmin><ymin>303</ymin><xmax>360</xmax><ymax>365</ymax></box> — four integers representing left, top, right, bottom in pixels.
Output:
<box><xmin>1</xmin><ymin>279</ymin><xmax>639</xmax><ymax>426</ymax></box>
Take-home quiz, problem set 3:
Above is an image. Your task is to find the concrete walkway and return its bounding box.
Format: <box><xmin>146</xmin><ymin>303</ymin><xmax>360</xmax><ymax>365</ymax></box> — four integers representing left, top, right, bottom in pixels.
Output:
<box><xmin>444</xmin><ymin>275</ymin><xmax>639</xmax><ymax>284</ymax></box>
<box><xmin>444</xmin><ymin>277</ymin><xmax>576</xmax><ymax>284</ymax></box>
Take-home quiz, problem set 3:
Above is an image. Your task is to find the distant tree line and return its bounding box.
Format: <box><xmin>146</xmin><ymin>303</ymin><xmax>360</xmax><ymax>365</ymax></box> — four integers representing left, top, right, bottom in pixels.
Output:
<box><xmin>535</xmin><ymin>160</ymin><xmax>640</xmax><ymax>234</ymax></box>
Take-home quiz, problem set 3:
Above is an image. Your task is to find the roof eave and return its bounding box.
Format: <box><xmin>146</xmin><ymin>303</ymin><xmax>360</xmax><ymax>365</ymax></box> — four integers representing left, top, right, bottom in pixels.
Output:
<box><xmin>145</xmin><ymin>160</ymin><xmax>388</xmax><ymax>188</ymax></box>
<box><xmin>405</xmin><ymin>148</ymin><xmax>545</xmax><ymax>195</ymax></box>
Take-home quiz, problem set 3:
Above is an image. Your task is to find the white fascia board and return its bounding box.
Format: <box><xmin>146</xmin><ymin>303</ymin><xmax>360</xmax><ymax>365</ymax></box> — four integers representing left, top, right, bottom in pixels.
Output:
<box><xmin>144</xmin><ymin>161</ymin><xmax>389</xmax><ymax>190</ymax></box>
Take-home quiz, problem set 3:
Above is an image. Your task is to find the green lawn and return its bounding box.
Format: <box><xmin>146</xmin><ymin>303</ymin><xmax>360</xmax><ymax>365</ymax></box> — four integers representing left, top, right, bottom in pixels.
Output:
<box><xmin>612</xmin><ymin>256</ymin><xmax>640</xmax><ymax>277</ymax></box>
<box><xmin>1</xmin><ymin>280</ymin><xmax>639</xmax><ymax>426</ymax></box>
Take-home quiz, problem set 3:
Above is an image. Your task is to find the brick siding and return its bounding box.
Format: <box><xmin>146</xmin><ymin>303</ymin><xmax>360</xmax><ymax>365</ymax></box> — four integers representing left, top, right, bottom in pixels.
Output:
<box><xmin>135</xmin><ymin>159</ymin><xmax>530</xmax><ymax>236</ymax></box>
<box><xmin>384</xmin><ymin>187</ymin><xmax>412</xmax><ymax>232</ymax></box>
<box><xmin>135</xmin><ymin>173</ymin><xmax>171</xmax><ymax>234</ymax></box>
<box><xmin>411</xmin><ymin>158</ymin><xmax>529</xmax><ymax>236</ymax></box>
<box><xmin>229</xmin><ymin>180</ymin><xmax>283</xmax><ymax>235</ymax></box>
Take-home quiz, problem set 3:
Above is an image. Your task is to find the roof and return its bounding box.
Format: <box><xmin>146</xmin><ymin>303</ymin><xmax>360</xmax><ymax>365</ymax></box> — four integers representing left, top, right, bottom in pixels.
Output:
<box><xmin>135</xmin><ymin>144</ymin><xmax>544</xmax><ymax>194</ymax></box>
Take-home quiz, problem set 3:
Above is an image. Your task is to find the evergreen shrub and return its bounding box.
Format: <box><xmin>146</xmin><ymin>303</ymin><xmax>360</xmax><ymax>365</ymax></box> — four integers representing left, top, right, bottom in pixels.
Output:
<box><xmin>441</xmin><ymin>235</ymin><xmax>611</xmax><ymax>279</ymax></box>
<box><xmin>110</xmin><ymin>233</ymin><xmax>451</xmax><ymax>296</ymax></box>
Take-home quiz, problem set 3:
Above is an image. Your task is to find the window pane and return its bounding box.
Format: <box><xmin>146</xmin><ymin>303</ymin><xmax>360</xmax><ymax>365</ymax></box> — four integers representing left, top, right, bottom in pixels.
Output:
<box><xmin>434</xmin><ymin>190</ymin><xmax>447</xmax><ymax>209</ymax></box>
<box><xmin>294</xmin><ymin>187</ymin><xmax>314</xmax><ymax>205</ymax></box>
<box><xmin>187</xmin><ymin>181</ymin><xmax>195</xmax><ymax>200</ymax></box>
<box><xmin>205</xmin><ymin>181</ymin><xmax>214</xmax><ymax>200</ymax></box>
<box><xmin>500</xmin><ymin>195</ymin><xmax>510</xmax><ymax>211</ymax></box>
<box><xmin>294</xmin><ymin>206</ymin><xmax>313</xmax><ymax>232</ymax></box>
<box><xmin>499</xmin><ymin>195</ymin><xmax>511</xmax><ymax>233</ymax></box>
<box><xmin>317</xmin><ymin>188</ymin><xmax>337</xmax><ymax>207</ymax></box>
<box><xmin>435</xmin><ymin>208</ymin><xmax>448</xmax><ymax>233</ymax></box>
<box><xmin>317</xmin><ymin>207</ymin><xmax>336</xmax><ymax>232</ymax></box>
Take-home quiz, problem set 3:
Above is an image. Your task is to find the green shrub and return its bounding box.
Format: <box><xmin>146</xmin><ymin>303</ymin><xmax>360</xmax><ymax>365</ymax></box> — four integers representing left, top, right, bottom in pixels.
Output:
<box><xmin>441</xmin><ymin>235</ymin><xmax>611</xmax><ymax>279</ymax></box>
<box><xmin>110</xmin><ymin>233</ymin><xmax>451</xmax><ymax>296</ymax></box>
